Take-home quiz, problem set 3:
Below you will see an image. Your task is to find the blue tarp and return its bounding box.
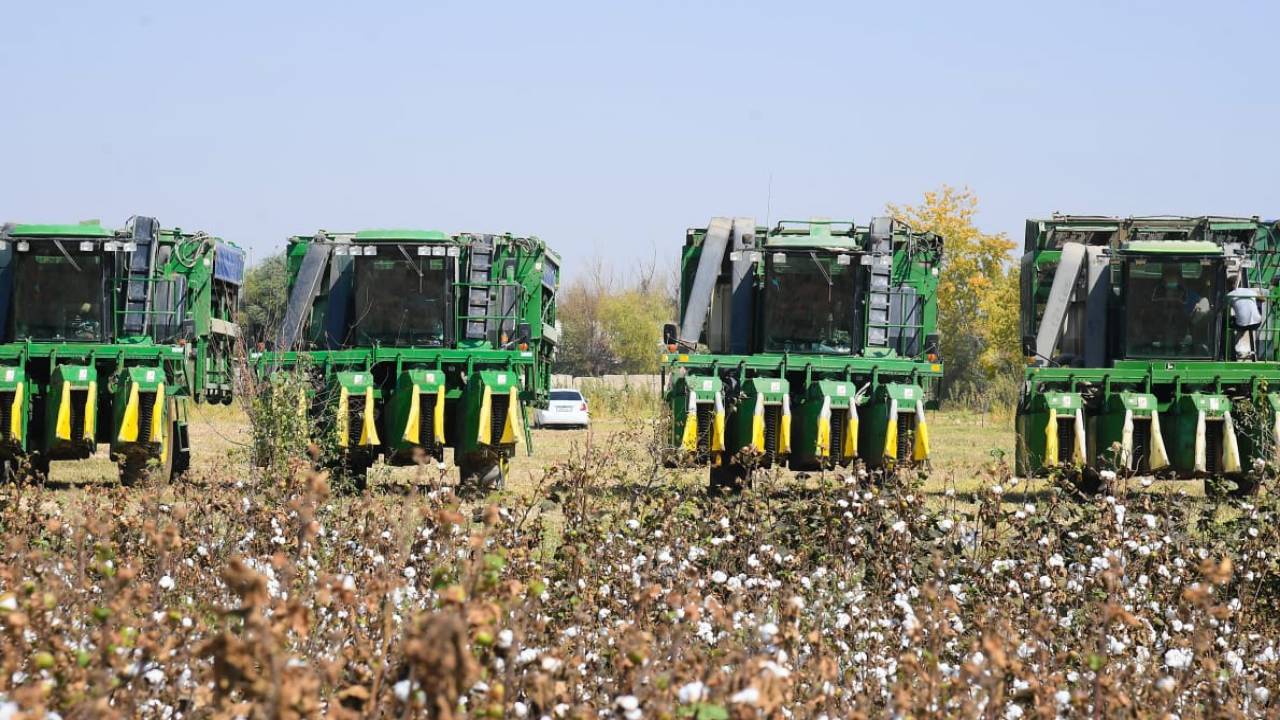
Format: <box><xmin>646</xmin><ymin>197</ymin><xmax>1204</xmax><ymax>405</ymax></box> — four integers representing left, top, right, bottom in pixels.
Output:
<box><xmin>214</xmin><ymin>241</ymin><xmax>246</xmax><ymax>285</ymax></box>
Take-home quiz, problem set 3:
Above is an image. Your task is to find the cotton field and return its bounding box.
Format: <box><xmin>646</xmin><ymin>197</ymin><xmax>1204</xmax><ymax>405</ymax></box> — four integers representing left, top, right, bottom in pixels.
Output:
<box><xmin>1</xmin><ymin>425</ymin><xmax>1278</xmax><ymax>719</ymax></box>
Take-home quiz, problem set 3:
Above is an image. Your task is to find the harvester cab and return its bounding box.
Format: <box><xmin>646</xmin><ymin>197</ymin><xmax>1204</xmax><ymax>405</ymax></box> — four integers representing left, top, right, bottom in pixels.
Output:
<box><xmin>1017</xmin><ymin>215</ymin><xmax>1280</xmax><ymax>493</ymax></box>
<box><xmin>0</xmin><ymin>218</ymin><xmax>244</xmax><ymax>483</ymax></box>
<box><xmin>662</xmin><ymin>217</ymin><xmax>944</xmax><ymax>490</ymax></box>
<box><xmin>265</xmin><ymin>230</ymin><xmax>559</xmax><ymax>489</ymax></box>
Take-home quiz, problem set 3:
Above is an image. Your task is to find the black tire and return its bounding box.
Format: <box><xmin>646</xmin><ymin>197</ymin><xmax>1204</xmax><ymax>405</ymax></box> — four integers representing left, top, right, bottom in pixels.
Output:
<box><xmin>28</xmin><ymin>454</ymin><xmax>51</xmax><ymax>483</ymax></box>
<box><xmin>342</xmin><ymin>454</ymin><xmax>372</xmax><ymax>493</ymax></box>
<box><xmin>1206</xmin><ymin>475</ymin><xmax>1259</xmax><ymax>499</ymax></box>
<box><xmin>459</xmin><ymin>457</ymin><xmax>507</xmax><ymax>495</ymax></box>
<box><xmin>708</xmin><ymin>462</ymin><xmax>748</xmax><ymax>496</ymax></box>
<box><xmin>118</xmin><ymin>451</ymin><xmax>150</xmax><ymax>487</ymax></box>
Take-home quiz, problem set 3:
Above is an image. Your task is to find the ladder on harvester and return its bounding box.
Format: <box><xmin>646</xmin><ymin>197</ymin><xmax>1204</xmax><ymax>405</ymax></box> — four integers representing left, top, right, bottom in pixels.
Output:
<box><xmin>122</xmin><ymin>216</ymin><xmax>159</xmax><ymax>336</ymax></box>
<box><xmin>464</xmin><ymin>234</ymin><xmax>495</xmax><ymax>342</ymax></box>
<box><xmin>864</xmin><ymin>217</ymin><xmax>895</xmax><ymax>352</ymax></box>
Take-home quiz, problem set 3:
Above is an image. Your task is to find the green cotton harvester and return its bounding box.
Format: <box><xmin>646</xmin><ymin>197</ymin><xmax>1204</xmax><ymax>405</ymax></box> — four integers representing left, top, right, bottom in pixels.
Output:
<box><xmin>0</xmin><ymin>217</ymin><xmax>243</xmax><ymax>482</ymax></box>
<box><xmin>1017</xmin><ymin>215</ymin><xmax>1280</xmax><ymax>495</ymax></box>
<box><xmin>661</xmin><ymin>217</ymin><xmax>944</xmax><ymax>490</ymax></box>
<box><xmin>263</xmin><ymin>230</ymin><xmax>559</xmax><ymax>489</ymax></box>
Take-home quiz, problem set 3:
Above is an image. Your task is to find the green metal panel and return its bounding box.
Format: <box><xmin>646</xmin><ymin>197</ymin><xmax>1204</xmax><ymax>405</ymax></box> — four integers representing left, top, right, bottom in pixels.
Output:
<box><xmin>6</xmin><ymin>223</ymin><xmax>114</xmax><ymax>237</ymax></box>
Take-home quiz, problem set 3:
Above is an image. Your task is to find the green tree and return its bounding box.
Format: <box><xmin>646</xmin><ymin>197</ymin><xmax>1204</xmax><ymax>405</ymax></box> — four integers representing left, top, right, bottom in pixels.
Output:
<box><xmin>555</xmin><ymin>258</ymin><xmax>675</xmax><ymax>376</ymax></box>
<box><xmin>239</xmin><ymin>252</ymin><xmax>289</xmax><ymax>347</ymax></box>
<box><xmin>888</xmin><ymin>186</ymin><xmax>1020</xmax><ymax>401</ymax></box>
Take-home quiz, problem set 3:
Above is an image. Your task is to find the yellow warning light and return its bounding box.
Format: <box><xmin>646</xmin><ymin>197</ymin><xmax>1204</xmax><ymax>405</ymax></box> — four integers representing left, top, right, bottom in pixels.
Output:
<box><xmin>677</xmin><ymin>354</ymin><xmax>689</xmax><ymax>362</ymax></box>
<box><xmin>931</xmin><ymin>364</ymin><xmax>941</xmax><ymax>372</ymax></box>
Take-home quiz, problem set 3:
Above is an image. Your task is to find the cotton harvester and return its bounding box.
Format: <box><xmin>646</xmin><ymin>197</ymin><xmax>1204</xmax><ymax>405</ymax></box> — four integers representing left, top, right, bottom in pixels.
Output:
<box><xmin>262</xmin><ymin>230</ymin><xmax>559</xmax><ymax>489</ymax></box>
<box><xmin>0</xmin><ymin>218</ymin><xmax>243</xmax><ymax>483</ymax></box>
<box><xmin>1017</xmin><ymin>215</ymin><xmax>1280</xmax><ymax>495</ymax></box>
<box><xmin>661</xmin><ymin>217</ymin><xmax>944</xmax><ymax>490</ymax></box>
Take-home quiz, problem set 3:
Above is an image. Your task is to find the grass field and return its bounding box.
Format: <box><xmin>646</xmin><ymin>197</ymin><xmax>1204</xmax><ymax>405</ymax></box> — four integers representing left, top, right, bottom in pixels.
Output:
<box><xmin>41</xmin><ymin>405</ymin><xmax>1015</xmax><ymax>490</ymax></box>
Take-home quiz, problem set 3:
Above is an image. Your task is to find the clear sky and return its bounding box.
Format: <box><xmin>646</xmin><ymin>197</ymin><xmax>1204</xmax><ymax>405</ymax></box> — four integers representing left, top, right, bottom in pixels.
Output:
<box><xmin>1</xmin><ymin>1</ymin><xmax>1276</xmax><ymax>275</ymax></box>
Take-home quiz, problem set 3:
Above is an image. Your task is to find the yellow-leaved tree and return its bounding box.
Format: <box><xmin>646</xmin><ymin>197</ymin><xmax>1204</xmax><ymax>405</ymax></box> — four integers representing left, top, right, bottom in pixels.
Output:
<box><xmin>887</xmin><ymin>186</ymin><xmax>1020</xmax><ymax>404</ymax></box>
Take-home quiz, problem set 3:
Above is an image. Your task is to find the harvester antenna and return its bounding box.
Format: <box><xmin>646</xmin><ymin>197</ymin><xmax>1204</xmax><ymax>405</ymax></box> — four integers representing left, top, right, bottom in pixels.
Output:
<box><xmin>764</xmin><ymin>171</ymin><xmax>774</xmax><ymax>234</ymax></box>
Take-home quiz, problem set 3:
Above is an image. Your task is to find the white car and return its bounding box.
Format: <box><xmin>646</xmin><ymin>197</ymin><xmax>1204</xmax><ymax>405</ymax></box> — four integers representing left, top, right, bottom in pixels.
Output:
<box><xmin>534</xmin><ymin>389</ymin><xmax>590</xmax><ymax>428</ymax></box>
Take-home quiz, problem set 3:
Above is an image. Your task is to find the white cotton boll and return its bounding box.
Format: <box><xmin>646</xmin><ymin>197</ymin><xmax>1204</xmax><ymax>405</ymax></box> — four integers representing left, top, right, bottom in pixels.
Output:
<box><xmin>144</xmin><ymin>668</ymin><xmax>166</xmax><ymax>686</ymax></box>
<box><xmin>1156</xmin><ymin>676</ymin><xmax>1177</xmax><ymax>692</ymax></box>
<box><xmin>615</xmin><ymin>695</ymin><xmax>639</xmax><ymax>711</ymax></box>
<box><xmin>512</xmin><ymin>701</ymin><xmax>528</xmax><ymax>718</ymax></box>
<box><xmin>759</xmin><ymin>622</ymin><xmax>779</xmax><ymax>640</ymax></box>
<box><xmin>892</xmin><ymin>520</ymin><xmax>908</xmax><ymax>534</ymax></box>
<box><xmin>403</xmin><ymin>566</ymin><xmax>417</xmax><ymax>580</ymax></box>
<box><xmin>498</xmin><ymin>629</ymin><xmax>514</xmax><ymax>649</ymax></box>
<box><xmin>626</xmin><ymin>518</ymin><xmax>640</xmax><ymax>530</ymax></box>
<box><xmin>710</xmin><ymin>571</ymin><xmax>728</xmax><ymax>584</ymax></box>
<box><xmin>1164</xmin><ymin>648</ymin><xmax>1193</xmax><ymax>670</ymax></box>
<box><xmin>730</xmin><ymin>687</ymin><xmax>760</xmax><ymax>705</ymax></box>
<box><xmin>342</xmin><ymin>575</ymin><xmax>356</xmax><ymax>591</ymax></box>
<box><xmin>158</xmin><ymin>575</ymin><xmax>176</xmax><ymax>591</ymax></box>
<box><xmin>1054</xmin><ymin>690</ymin><xmax>1071</xmax><ymax>706</ymax></box>
<box><xmin>937</xmin><ymin>518</ymin><xmax>954</xmax><ymax>532</ymax></box>
<box><xmin>393</xmin><ymin>679</ymin><xmax>412</xmax><ymax>702</ymax></box>
<box><xmin>1254</xmin><ymin>686</ymin><xmax>1271</xmax><ymax>703</ymax></box>
<box><xmin>1005</xmin><ymin>704</ymin><xmax>1024</xmax><ymax>719</ymax></box>
<box><xmin>678</xmin><ymin>681</ymin><xmax>707</xmax><ymax>704</ymax></box>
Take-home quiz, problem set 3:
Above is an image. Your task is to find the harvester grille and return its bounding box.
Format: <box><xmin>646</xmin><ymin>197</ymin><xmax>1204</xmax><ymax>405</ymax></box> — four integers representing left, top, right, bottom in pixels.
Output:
<box><xmin>490</xmin><ymin>393</ymin><xmax>511</xmax><ymax>445</ymax></box>
<box><xmin>137</xmin><ymin>392</ymin><xmax>157</xmax><ymax>444</ymax></box>
<box><xmin>1205</xmin><ymin>420</ymin><xmax>1224</xmax><ymax>474</ymax></box>
<box><xmin>1131</xmin><ymin>418</ymin><xmax>1152</xmax><ymax>473</ymax></box>
<box><xmin>896</xmin><ymin>412</ymin><xmax>916</xmax><ymax>463</ymax></box>
<box><xmin>830</xmin><ymin>409</ymin><xmax>847</xmax><ymax>460</ymax></box>
<box><xmin>69</xmin><ymin>390</ymin><xmax>89</xmax><ymax>441</ymax></box>
<box><xmin>0</xmin><ymin>392</ymin><xmax>12</xmax><ymax>440</ymax></box>
<box><xmin>1056</xmin><ymin>417</ymin><xmax>1075</xmax><ymax>464</ymax></box>
<box><xmin>418</xmin><ymin>392</ymin><xmax>439</xmax><ymax>452</ymax></box>
<box><xmin>763</xmin><ymin>404</ymin><xmax>782</xmax><ymax>464</ymax></box>
<box><xmin>346</xmin><ymin>394</ymin><xmax>365</xmax><ymax>447</ymax></box>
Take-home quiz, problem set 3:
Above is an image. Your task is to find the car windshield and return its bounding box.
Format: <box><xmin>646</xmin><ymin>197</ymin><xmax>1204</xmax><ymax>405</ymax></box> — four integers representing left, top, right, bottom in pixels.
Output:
<box><xmin>352</xmin><ymin>251</ymin><xmax>449</xmax><ymax>346</ymax></box>
<box><xmin>1123</xmin><ymin>256</ymin><xmax>1222</xmax><ymax>360</ymax></box>
<box><xmin>550</xmin><ymin>390</ymin><xmax>582</xmax><ymax>401</ymax></box>
<box><xmin>11</xmin><ymin>243</ymin><xmax>106</xmax><ymax>342</ymax></box>
<box><xmin>762</xmin><ymin>251</ymin><xmax>856</xmax><ymax>354</ymax></box>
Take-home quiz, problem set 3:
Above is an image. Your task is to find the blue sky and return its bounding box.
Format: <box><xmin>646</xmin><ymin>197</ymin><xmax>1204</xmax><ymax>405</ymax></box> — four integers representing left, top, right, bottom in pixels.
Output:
<box><xmin>1</xmin><ymin>1</ymin><xmax>1276</xmax><ymax>275</ymax></box>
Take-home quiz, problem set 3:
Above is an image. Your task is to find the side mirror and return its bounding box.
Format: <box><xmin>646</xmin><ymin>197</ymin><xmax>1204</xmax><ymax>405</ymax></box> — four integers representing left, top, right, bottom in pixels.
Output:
<box><xmin>662</xmin><ymin>322</ymin><xmax>678</xmax><ymax>346</ymax></box>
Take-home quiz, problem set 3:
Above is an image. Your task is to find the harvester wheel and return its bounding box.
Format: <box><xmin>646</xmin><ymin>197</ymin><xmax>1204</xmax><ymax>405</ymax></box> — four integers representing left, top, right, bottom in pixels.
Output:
<box><xmin>342</xmin><ymin>455</ymin><xmax>372</xmax><ymax>493</ymax></box>
<box><xmin>1206</xmin><ymin>476</ymin><xmax>1259</xmax><ymax>499</ymax></box>
<box><xmin>708</xmin><ymin>463</ymin><xmax>748</xmax><ymax>495</ymax></box>
<box><xmin>23</xmin><ymin>455</ymin><xmax>52</xmax><ymax>482</ymax></box>
<box><xmin>459</xmin><ymin>458</ymin><xmax>507</xmax><ymax>495</ymax></box>
<box><xmin>118</xmin><ymin>452</ymin><xmax>150</xmax><ymax>487</ymax></box>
